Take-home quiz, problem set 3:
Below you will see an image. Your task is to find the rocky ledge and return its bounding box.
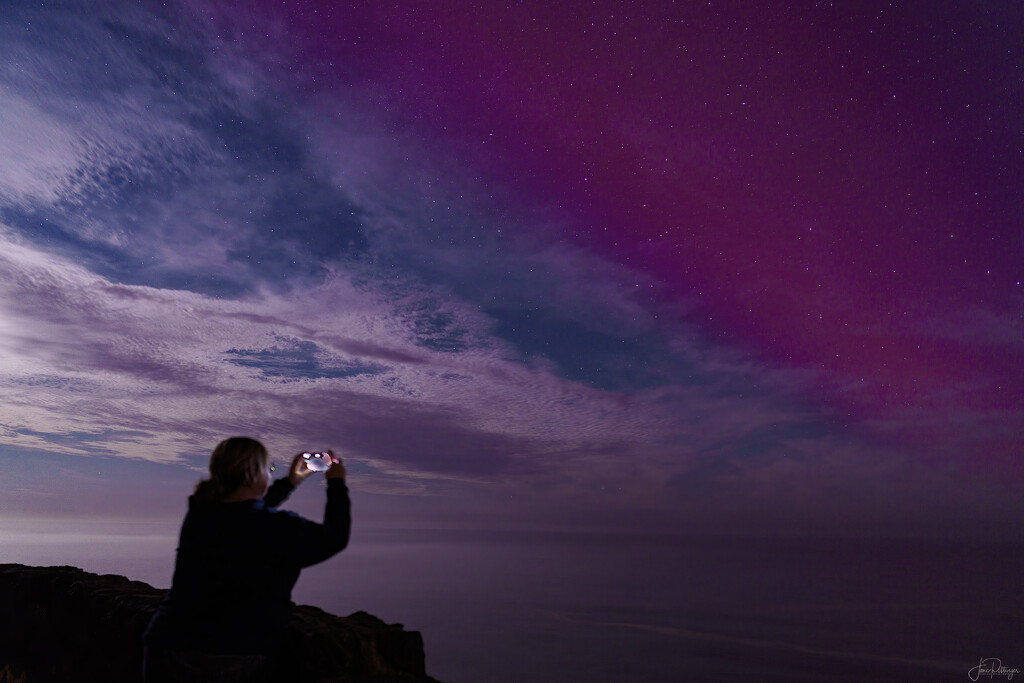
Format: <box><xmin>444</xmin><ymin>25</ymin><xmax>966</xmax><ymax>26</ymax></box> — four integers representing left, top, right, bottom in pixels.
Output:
<box><xmin>0</xmin><ymin>564</ymin><xmax>440</xmax><ymax>683</ymax></box>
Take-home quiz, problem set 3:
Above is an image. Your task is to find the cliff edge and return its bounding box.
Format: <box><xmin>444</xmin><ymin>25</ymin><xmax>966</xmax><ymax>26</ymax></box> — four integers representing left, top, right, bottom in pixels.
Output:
<box><xmin>0</xmin><ymin>564</ymin><xmax>441</xmax><ymax>683</ymax></box>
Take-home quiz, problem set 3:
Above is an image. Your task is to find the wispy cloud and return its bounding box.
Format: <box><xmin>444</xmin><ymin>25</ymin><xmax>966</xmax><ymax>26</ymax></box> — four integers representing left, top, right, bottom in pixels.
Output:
<box><xmin>1</xmin><ymin>0</ymin><xmax>1017</xmax><ymax>538</ymax></box>
<box><xmin>0</xmin><ymin>223</ymin><xmax>860</xmax><ymax>503</ymax></box>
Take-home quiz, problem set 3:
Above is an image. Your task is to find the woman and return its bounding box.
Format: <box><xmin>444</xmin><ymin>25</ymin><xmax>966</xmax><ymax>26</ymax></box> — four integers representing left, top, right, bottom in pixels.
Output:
<box><xmin>143</xmin><ymin>436</ymin><xmax>351</xmax><ymax>682</ymax></box>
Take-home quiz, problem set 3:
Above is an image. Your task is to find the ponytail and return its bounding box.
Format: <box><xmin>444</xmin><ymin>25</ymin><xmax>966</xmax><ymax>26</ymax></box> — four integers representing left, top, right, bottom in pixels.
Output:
<box><xmin>193</xmin><ymin>476</ymin><xmax>228</xmax><ymax>502</ymax></box>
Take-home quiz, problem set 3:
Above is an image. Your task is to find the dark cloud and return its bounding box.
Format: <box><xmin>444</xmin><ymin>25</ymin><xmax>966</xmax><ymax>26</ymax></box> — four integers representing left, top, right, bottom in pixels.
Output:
<box><xmin>0</xmin><ymin>204</ymin><xmax>251</xmax><ymax>298</ymax></box>
<box><xmin>224</xmin><ymin>337</ymin><xmax>388</xmax><ymax>381</ymax></box>
<box><xmin>400</xmin><ymin>299</ymin><xmax>471</xmax><ymax>353</ymax></box>
<box><xmin>7</xmin><ymin>428</ymin><xmax>158</xmax><ymax>460</ymax></box>
<box><xmin>485</xmin><ymin>305</ymin><xmax>664</xmax><ymax>391</ymax></box>
<box><xmin>213</xmin><ymin>310</ymin><xmax>428</xmax><ymax>365</ymax></box>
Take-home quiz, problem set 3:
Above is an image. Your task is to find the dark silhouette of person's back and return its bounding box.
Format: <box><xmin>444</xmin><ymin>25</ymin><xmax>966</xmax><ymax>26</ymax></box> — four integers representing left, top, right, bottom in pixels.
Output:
<box><xmin>143</xmin><ymin>437</ymin><xmax>350</xmax><ymax>682</ymax></box>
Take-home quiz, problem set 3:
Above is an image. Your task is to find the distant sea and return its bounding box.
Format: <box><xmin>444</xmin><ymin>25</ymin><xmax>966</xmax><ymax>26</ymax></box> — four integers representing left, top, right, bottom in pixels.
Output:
<box><xmin>1</xmin><ymin>517</ymin><xmax>1020</xmax><ymax>682</ymax></box>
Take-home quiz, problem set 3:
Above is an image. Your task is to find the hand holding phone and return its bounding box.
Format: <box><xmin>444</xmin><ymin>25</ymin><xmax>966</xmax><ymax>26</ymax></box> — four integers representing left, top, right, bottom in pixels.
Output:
<box><xmin>302</xmin><ymin>451</ymin><xmax>332</xmax><ymax>472</ymax></box>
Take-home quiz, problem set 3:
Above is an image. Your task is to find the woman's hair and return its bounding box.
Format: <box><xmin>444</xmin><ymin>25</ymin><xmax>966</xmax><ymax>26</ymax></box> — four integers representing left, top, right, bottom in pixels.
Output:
<box><xmin>193</xmin><ymin>437</ymin><xmax>270</xmax><ymax>501</ymax></box>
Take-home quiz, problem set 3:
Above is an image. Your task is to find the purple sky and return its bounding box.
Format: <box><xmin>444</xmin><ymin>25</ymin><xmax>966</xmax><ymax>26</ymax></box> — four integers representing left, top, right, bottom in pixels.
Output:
<box><xmin>0</xmin><ymin>1</ymin><xmax>1021</xmax><ymax>541</ymax></box>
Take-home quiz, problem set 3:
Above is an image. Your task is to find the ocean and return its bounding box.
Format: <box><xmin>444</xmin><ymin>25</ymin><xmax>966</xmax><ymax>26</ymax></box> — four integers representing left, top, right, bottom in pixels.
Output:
<box><xmin>1</xmin><ymin>518</ymin><xmax>1020</xmax><ymax>682</ymax></box>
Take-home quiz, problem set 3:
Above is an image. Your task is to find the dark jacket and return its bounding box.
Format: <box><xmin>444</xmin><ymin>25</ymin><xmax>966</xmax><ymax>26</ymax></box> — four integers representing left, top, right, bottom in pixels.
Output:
<box><xmin>144</xmin><ymin>477</ymin><xmax>351</xmax><ymax>655</ymax></box>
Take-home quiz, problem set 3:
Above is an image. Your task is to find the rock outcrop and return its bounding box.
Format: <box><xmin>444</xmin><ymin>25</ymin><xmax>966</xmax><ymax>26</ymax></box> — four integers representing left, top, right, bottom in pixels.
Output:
<box><xmin>0</xmin><ymin>564</ymin><xmax>440</xmax><ymax>682</ymax></box>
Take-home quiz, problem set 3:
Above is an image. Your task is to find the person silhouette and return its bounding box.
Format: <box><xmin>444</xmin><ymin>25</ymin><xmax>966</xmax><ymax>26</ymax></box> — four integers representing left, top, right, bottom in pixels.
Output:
<box><xmin>143</xmin><ymin>436</ymin><xmax>351</xmax><ymax>682</ymax></box>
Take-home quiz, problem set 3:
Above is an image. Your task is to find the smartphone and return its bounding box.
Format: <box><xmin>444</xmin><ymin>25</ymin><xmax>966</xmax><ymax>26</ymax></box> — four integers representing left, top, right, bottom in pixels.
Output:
<box><xmin>302</xmin><ymin>452</ymin><xmax>332</xmax><ymax>472</ymax></box>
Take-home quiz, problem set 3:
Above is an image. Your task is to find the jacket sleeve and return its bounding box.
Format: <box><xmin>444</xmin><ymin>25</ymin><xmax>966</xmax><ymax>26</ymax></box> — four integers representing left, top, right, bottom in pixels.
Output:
<box><xmin>263</xmin><ymin>477</ymin><xmax>295</xmax><ymax>508</ymax></box>
<box><xmin>270</xmin><ymin>479</ymin><xmax>351</xmax><ymax>568</ymax></box>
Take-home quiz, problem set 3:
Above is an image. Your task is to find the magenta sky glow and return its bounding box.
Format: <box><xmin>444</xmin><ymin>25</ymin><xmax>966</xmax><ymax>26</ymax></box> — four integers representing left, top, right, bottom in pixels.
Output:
<box><xmin>0</xmin><ymin>1</ymin><xmax>1021</xmax><ymax>540</ymax></box>
<box><xmin>189</xmin><ymin>0</ymin><xmax>1023</xmax><ymax>467</ymax></box>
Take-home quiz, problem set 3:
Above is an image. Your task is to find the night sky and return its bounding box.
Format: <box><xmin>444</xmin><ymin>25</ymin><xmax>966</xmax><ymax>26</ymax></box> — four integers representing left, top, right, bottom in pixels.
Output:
<box><xmin>0</xmin><ymin>1</ymin><xmax>1022</xmax><ymax>680</ymax></box>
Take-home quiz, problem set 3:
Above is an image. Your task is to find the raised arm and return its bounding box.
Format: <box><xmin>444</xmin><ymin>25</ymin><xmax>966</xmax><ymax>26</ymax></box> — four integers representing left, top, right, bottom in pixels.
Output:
<box><xmin>262</xmin><ymin>476</ymin><xmax>295</xmax><ymax>508</ymax></box>
<box><xmin>263</xmin><ymin>451</ymin><xmax>320</xmax><ymax>507</ymax></box>
<box><xmin>271</xmin><ymin>453</ymin><xmax>351</xmax><ymax>567</ymax></box>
